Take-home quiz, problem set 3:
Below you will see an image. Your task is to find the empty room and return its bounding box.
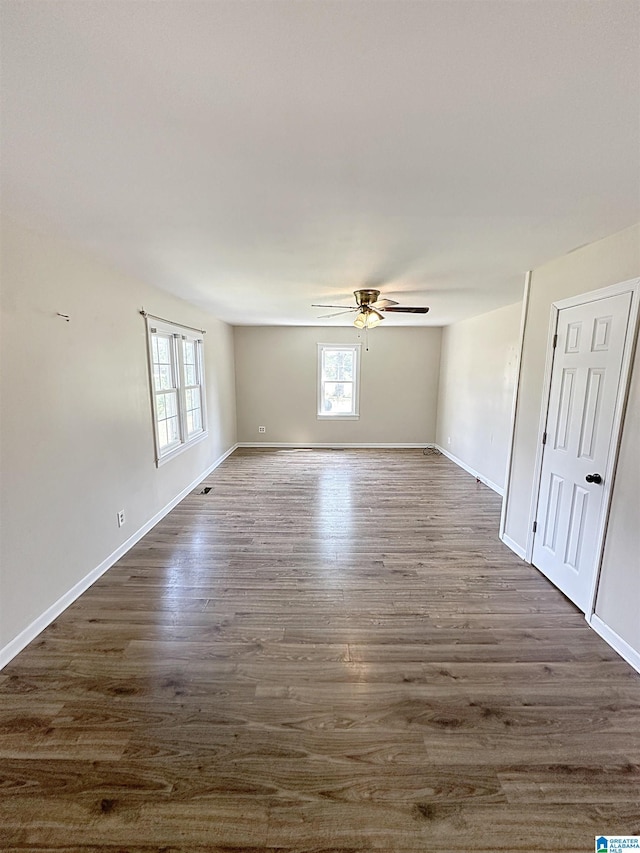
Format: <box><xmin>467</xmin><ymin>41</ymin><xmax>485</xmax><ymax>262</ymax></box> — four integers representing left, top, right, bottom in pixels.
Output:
<box><xmin>1</xmin><ymin>1</ymin><xmax>639</xmax><ymax>851</ymax></box>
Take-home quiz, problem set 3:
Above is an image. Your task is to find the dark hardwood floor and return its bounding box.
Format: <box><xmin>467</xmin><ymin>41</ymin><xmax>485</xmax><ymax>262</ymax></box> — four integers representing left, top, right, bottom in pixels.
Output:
<box><xmin>1</xmin><ymin>448</ymin><xmax>639</xmax><ymax>851</ymax></box>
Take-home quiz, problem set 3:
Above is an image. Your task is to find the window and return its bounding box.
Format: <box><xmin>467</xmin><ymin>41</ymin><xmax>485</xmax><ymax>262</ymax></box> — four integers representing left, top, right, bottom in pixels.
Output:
<box><xmin>147</xmin><ymin>320</ymin><xmax>207</xmax><ymax>464</ymax></box>
<box><xmin>317</xmin><ymin>343</ymin><xmax>361</xmax><ymax>418</ymax></box>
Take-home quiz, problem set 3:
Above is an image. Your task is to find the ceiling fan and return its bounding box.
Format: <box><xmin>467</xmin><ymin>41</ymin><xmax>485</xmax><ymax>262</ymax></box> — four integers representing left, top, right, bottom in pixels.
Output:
<box><xmin>313</xmin><ymin>289</ymin><xmax>429</xmax><ymax>329</ymax></box>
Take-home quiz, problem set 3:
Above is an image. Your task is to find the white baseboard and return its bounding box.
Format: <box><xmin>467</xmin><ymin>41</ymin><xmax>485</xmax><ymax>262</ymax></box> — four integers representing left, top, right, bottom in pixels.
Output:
<box><xmin>589</xmin><ymin>614</ymin><xmax>640</xmax><ymax>675</ymax></box>
<box><xmin>0</xmin><ymin>443</ymin><xmax>238</xmax><ymax>671</ymax></box>
<box><xmin>237</xmin><ymin>442</ymin><xmax>434</xmax><ymax>449</ymax></box>
<box><xmin>500</xmin><ymin>533</ymin><xmax>527</xmax><ymax>560</ymax></box>
<box><xmin>435</xmin><ymin>445</ymin><xmax>504</xmax><ymax>496</ymax></box>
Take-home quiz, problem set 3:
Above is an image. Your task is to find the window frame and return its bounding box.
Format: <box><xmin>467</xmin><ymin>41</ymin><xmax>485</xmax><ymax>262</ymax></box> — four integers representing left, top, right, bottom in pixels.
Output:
<box><xmin>146</xmin><ymin>319</ymin><xmax>208</xmax><ymax>465</ymax></box>
<box><xmin>317</xmin><ymin>343</ymin><xmax>361</xmax><ymax>420</ymax></box>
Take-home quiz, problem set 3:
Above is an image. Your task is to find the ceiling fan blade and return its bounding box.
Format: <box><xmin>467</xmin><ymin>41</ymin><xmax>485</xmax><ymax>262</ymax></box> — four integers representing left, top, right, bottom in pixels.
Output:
<box><xmin>372</xmin><ymin>298</ymin><xmax>399</xmax><ymax>308</ymax></box>
<box><xmin>312</xmin><ymin>303</ymin><xmax>357</xmax><ymax>309</ymax></box>
<box><xmin>382</xmin><ymin>306</ymin><xmax>430</xmax><ymax>314</ymax></box>
<box><xmin>318</xmin><ymin>309</ymin><xmax>358</xmax><ymax>318</ymax></box>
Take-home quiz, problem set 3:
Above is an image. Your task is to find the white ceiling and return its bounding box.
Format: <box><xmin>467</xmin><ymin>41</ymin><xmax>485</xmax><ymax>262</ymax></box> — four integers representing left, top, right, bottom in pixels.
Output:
<box><xmin>1</xmin><ymin>0</ymin><xmax>639</xmax><ymax>326</ymax></box>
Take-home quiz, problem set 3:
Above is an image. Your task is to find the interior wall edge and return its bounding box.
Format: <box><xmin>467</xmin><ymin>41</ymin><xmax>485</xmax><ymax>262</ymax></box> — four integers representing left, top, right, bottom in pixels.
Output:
<box><xmin>435</xmin><ymin>301</ymin><xmax>522</xmax><ymax>496</ymax></box>
<box><xmin>0</xmin><ymin>443</ymin><xmax>238</xmax><ymax>671</ymax></box>
<box><xmin>434</xmin><ymin>445</ymin><xmax>504</xmax><ymax>496</ymax></box>
<box><xmin>589</xmin><ymin>614</ymin><xmax>640</xmax><ymax>675</ymax></box>
<box><xmin>499</xmin><ymin>533</ymin><xmax>527</xmax><ymax>561</ymax></box>
<box><xmin>499</xmin><ymin>271</ymin><xmax>533</xmax><ymax>539</ymax></box>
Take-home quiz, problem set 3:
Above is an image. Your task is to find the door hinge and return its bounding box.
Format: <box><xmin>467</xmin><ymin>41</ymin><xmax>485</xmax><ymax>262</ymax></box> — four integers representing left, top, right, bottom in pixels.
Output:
<box><xmin>542</xmin><ymin>432</ymin><xmax>547</xmax><ymax>445</ymax></box>
<box><xmin>532</xmin><ymin>521</ymin><xmax>538</xmax><ymax>533</ymax></box>
<box><xmin>553</xmin><ymin>333</ymin><xmax>558</xmax><ymax>349</ymax></box>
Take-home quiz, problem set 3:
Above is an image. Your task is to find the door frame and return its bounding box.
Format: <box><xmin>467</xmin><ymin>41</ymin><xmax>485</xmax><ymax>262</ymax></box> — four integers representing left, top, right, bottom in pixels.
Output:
<box><xmin>525</xmin><ymin>277</ymin><xmax>640</xmax><ymax>618</ymax></box>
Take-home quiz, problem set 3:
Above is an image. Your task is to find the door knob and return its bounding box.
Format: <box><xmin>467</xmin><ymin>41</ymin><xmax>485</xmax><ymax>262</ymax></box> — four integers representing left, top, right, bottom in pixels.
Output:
<box><xmin>585</xmin><ymin>473</ymin><xmax>602</xmax><ymax>484</ymax></box>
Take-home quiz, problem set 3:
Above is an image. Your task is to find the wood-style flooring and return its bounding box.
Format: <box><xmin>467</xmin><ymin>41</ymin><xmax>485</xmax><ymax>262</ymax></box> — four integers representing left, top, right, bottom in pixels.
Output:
<box><xmin>1</xmin><ymin>448</ymin><xmax>639</xmax><ymax>852</ymax></box>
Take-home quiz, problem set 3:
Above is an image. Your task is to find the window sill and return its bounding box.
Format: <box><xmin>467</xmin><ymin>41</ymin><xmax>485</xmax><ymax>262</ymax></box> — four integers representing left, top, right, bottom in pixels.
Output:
<box><xmin>317</xmin><ymin>414</ymin><xmax>360</xmax><ymax>420</ymax></box>
<box><xmin>156</xmin><ymin>430</ymin><xmax>208</xmax><ymax>467</ymax></box>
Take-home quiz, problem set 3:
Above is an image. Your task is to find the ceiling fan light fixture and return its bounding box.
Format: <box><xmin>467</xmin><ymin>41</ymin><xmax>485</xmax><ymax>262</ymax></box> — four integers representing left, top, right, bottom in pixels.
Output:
<box><xmin>353</xmin><ymin>306</ymin><xmax>384</xmax><ymax>329</ymax></box>
<box><xmin>353</xmin><ymin>310</ymin><xmax>367</xmax><ymax>329</ymax></box>
<box><xmin>365</xmin><ymin>307</ymin><xmax>384</xmax><ymax>328</ymax></box>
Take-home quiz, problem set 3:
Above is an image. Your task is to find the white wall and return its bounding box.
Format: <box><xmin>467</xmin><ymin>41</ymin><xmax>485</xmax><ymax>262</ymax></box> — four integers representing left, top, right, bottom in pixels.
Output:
<box><xmin>596</xmin><ymin>358</ymin><xmax>640</xmax><ymax>651</ymax></box>
<box><xmin>436</xmin><ymin>302</ymin><xmax>522</xmax><ymax>492</ymax></box>
<box><xmin>503</xmin><ymin>223</ymin><xmax>640</xmax><ymax>652</ymax></box>
<box><xmin>0</xmin><ymin>218</ymin><xmax>237</xmax><ymax>655</ymax></box>
<box><xmin>234</xmin><ymin>326</ymin><xmax>441</xmax><ymax>445</ymax></box>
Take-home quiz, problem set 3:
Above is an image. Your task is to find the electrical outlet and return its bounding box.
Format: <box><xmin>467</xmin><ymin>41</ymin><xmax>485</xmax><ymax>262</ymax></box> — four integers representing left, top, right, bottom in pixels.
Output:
<box><xmin>117</xmin><ymin>509</ymin><xmax>125</xmax><ymax>527</ymax></box>
<box><xmin>447</xmin><ymin>436</ymin><xmax>451</xmax><ymax>446</ymax></box>
<box><xmin>258</xmin><ymin>426</ymin><xmax>266</xmax><ymax>433</ymax></box>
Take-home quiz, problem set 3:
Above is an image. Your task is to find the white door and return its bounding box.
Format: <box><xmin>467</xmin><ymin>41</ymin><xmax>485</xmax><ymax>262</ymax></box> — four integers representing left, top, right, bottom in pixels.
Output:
<box><xmin>532</xmin><ymin>291</ymin><xmax>633</xmax><ymax>612</ymax></box>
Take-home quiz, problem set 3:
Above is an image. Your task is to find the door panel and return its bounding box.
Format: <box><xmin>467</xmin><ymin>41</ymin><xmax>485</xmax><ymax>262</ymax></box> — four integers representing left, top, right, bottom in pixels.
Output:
<box><xmin>578</xmin><ymin>368</ymin><xmax>603</xmax><ymax>459</ymax></box>
<box><xmin>532</xmin><ymin>292</ymin><xmax>632</xmax><ymax>611</ymax></box>
<box><xmin>542</xmin><ymin>473</ymin><xmax>563</xmax><ymax>552</ymax></box>
<box><xmin>554</xmin><ymin>368</ymin><xmax>575</xmax><ymax>450</ymax></box>
<box><xmin>564</xmin><ymin>483</ymin><xmax>588</xmax><ymax>570</ymax></box>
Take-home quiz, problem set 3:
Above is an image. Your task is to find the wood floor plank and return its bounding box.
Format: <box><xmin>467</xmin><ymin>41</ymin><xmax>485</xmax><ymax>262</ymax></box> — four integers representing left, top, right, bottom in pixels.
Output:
<box><xmin>1</xmin><ymin>448</ymin><xmax>639</xmax><ymax>851</ymax></box>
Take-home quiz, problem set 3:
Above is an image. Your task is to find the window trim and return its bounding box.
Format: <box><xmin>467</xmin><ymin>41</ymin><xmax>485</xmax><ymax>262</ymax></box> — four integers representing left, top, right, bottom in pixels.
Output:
<box><xmin>317</xmin><ymin>343</ymin><xmax>361</xmax><ymax>419</ymax></box>
<box><xmin>146</xmin><ymin>319</ymin><xmax>208</xmax><ymax>466</ymax></box>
